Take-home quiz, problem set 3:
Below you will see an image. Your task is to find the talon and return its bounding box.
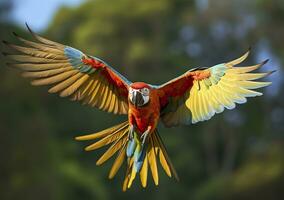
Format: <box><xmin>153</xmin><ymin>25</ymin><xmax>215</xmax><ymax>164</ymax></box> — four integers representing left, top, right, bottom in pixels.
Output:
<box><xmin>140</xmin><ymin>130</ymin><xmax>149</xmax><ymax>146</ymax></box>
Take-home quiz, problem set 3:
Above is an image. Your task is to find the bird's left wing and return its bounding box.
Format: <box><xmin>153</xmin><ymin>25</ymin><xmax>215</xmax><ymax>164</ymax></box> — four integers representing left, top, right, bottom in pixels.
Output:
<box><xmin>157</xmin><ymin>50</ymin><xmax>274</xmax><ymax>127</ymax></box>
<box><xmin>2</xmin><ymin>25</ymin><xmax>131</xmax><ymax>115</ymax></box>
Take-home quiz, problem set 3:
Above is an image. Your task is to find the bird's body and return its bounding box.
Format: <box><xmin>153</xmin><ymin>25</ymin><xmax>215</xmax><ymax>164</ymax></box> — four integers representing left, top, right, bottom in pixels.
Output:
<box><xmin>2</xmin><ymin>24</ymin><xmax>274</xmax><ymax>191</ymax></box>
<box><xmin>128</xmin><ymin>82</ymin><xmax>160</xmax><ymax>134</ymax></box>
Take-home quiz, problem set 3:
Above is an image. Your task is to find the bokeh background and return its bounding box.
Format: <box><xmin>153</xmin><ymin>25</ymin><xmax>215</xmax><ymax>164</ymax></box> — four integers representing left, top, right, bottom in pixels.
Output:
<box><xmin>0</xmin><ymin>0</ymin><xmax>284</xmax><ymax>199</ymax></box>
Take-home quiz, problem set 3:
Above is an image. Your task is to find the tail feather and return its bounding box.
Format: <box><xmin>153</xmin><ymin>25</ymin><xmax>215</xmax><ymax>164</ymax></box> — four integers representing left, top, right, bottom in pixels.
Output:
<box><xmin>152</xmin><ymin>133</ymin><xmax>171</xmax><ymax>177</ymax></box>
<box><xmin>96</xmin><ymin>132</ymin><xmax>128</xmax><ymax>165</ymax></box>
<box><xmin>122</xmin><ymin>157</ymin><xmax>133</xmax><ymax>191</ymax></box>
<box><xmin>139</xmin><ymin>154</ymin><xmax>148</xmax><ymax>188</ymax></box>
<box><xmin>147</xmin><ymin>136</ymin><xmax>159</xmax><ymax>185</ymax></box>
<box><xmin>83</xmin><ymin>123</ymin><xmax>128</xmax><ymax>151</ymax></box>
<box><xmin>75</xmin><ymin>121</ymin><xmax>179</xmax><ymax>191</ymax></box>
<box><xmin>154</xmin><ymin>130</ymin><xmax>179</xmax><ymax>181</ymax></box>
<box><xmin>128</xmin><ymin>160</ymin><xmax>137</xmax><ymax>188</ymax></box>
<box><xmin>75</xmin><ymin>121</ymin><xmax>128</xmax><ymax>141</ymax></box>
<box><xmin>126</xmin><ymin>135</ymin><xmax>137</xmax><ymax>157</ymax></box>
<box><xmin>108</xmin><ymin>143</ymin><xmax>127</xmax><ymax>179</ymax></box>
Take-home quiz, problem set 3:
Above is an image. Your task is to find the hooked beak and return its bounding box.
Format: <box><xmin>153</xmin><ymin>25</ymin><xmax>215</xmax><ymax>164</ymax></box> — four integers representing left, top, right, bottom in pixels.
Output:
<box><xmin>132</xmin><ymin>91</ymin><xmax>144</xmax><ymax>107</ymax></box>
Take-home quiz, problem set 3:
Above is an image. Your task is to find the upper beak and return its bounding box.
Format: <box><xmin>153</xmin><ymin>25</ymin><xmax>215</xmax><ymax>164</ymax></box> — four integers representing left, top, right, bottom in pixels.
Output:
<box><xmin>133</xmin><ymin>91</ymin><xmax>144</xmax><ymax>107</ymax></box>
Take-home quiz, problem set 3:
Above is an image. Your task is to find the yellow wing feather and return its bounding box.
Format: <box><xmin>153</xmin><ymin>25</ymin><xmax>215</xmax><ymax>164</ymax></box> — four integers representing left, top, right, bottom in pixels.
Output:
<box><xmin>3</xmin><ymin>27</ymin><xmax>130</xmax><ymax>115</ymax></box>
<box><xmin>22</xmin><ymin>66</ymin><xmax>73</xmax><ymax>78</ymax></box>
<box><xmin>185</xmin><ymin>50</ymin><xmax>273</xmax><ymax>124</ymax></box>
<box><xmin>53</xmin><ymin>73</ymin><xmax>84</xmax><ymax>95</ymax></box>
<box><xmin>161</xmin><ymin>50</ymin><xmax>273</xmax><ymax>127</ymax></box>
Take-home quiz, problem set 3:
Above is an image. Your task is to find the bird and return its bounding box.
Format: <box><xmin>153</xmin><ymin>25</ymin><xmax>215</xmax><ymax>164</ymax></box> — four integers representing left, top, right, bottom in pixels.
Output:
<box><xmin>2</xmin><ymin>24</ymin><xmax>274</xmax><ymax>191</ymax></box>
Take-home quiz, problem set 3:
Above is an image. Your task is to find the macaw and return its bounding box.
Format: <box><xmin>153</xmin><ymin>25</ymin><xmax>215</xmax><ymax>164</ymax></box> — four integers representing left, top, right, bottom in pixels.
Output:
<box><xmin>2</xmin><ymin>24</ymin><xmax>274</xmax><ymax>191</ymax></box>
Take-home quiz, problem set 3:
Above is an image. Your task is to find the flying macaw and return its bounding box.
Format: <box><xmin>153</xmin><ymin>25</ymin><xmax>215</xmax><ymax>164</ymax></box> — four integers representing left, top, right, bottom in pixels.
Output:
<box><xmin>2</xmin><ymin>24</ymin><xmax>274</xmax><ymax>191</ymax></box>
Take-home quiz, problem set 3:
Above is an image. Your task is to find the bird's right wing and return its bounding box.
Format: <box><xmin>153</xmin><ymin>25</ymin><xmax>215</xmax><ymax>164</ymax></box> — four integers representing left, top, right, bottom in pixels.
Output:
<box><xmin>3</xmin><ymin>25</ymin><xmax>131</xmax><ymax>115</ymax></box>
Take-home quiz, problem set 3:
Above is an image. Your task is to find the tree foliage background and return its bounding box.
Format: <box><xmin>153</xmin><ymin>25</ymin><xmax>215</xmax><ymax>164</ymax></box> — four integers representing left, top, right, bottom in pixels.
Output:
<box><xmin>0</xmin><ymin>0</ymin><xmax>283</xmax><ymax>199</ymax></box>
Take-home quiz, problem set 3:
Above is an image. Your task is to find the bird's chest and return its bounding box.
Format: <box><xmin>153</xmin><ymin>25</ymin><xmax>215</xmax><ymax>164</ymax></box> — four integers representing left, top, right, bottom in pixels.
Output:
<box><xmin>129</xmin><ymin>106</ymin><xmax>152</xmax><ymax>133</ymax></box>
<box><xmin>129</xmin><ymin>99</ymin><xmax>160</xmax><ymax>133</ymax></box>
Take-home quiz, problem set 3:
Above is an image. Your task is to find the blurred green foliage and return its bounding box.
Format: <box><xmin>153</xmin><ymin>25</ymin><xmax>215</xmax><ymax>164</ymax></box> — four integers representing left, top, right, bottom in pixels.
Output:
<box><xmin>0</xmin><ymin>0</ymin><xmax>283</xmax><ymax>199</ymax></box>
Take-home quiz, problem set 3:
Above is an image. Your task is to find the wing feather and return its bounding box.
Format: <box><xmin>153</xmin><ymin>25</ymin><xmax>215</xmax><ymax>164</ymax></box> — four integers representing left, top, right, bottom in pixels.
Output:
<box><xmin>4</xmin><ymin>42</ymin><xmax>66</xmax><ymax>60</ymax></box>
<box><xmin>7</xmin><ymin>62</ymin><xmax>70</xmax><ymax>71</ymax></box>
<box><xmin>60</xmin><ymin>74</ymin><xmax>90</xmax><ymax>97</ymax></box>
<box><xmin>159</xmin><ymin>50</ymin><xmax>273</xmax><ymax>126</ymax></box>
<box><xmin>5</xmin><ymin>54</ymin><xmax>65</xmax><ymax>63</ymax></box>
<box><xmin>3</xmin><ymin>25</ymin><xmax>130</xmax><ymax>115</ymax></box>
<box><xmin>12</xmin><ymin>32</ymin><xmax>64</xmax><ymax>52</ymax></box>
<box><xmin>22</xmin><ymin>67</ymin><xmax>73</xmax><ymax>78</ymax></box>
<box><xmin>31</xmin><ymin>70</ymin><xmax>79</xmax><ymax>86</ymax></box>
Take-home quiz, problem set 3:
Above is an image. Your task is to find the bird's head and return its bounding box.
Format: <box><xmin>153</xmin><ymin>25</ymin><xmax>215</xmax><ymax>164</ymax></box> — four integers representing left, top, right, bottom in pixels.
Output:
<box><xmin>129</xmin><ymin>82</ymin><xmax>151</xmax><ymax>107</ymax></box>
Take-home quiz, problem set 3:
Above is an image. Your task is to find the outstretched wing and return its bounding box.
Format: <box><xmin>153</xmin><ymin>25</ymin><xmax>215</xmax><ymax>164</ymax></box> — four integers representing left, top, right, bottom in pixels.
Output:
<box><xmin>157</xmin><ymin>50</ymin><xmax>274</xmax><ymax>127</ymax></box>
<box><xmin>2</xmin><ymin>24</ymin><xmax>131</xmax><ymax>115</ymax></box>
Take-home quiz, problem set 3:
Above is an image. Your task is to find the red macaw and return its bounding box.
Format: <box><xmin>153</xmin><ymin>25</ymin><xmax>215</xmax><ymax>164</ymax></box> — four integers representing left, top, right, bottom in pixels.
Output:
<box><xmin>2</xmin><ymin>24</ymin><xmax>274</xmax><ymax>191</ymax></box>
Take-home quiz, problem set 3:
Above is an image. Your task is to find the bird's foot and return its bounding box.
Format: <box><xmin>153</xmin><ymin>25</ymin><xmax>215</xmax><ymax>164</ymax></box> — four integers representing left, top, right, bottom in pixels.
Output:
<box><xmin>140</xmin><ymin>130</ymin><xmax>149</xmax><ymax>146</ymax></box>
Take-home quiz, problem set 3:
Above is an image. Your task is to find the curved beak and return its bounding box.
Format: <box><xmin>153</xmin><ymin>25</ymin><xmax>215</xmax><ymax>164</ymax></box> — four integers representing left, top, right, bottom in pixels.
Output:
<box><xmin>132</xmin><ymin>91</ymin><xmax>144</xmax><ymax>107</ymax></box>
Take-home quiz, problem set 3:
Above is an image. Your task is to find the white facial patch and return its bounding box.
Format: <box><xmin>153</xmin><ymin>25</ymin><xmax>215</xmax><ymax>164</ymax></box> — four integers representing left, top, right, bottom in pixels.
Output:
<box><xmin>129</xmin><ymin>87</ymin><xmax>150</xmax><ymax>106</ymax></box>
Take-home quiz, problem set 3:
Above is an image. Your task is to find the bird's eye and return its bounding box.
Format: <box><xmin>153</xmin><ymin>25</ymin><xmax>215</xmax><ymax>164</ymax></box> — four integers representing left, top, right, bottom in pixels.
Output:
<box><xmin>141</xmin><ymin>88</ymin><xmax>149</xmax><ymax>95</ymax></box>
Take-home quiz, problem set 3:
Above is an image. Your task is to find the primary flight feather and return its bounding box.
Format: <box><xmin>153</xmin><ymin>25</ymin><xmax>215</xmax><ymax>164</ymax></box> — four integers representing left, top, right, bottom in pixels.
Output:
<box><xmin>2</xmin><ymin>24</ymin><xmax>274</xmax><ymax>191</ymax></box>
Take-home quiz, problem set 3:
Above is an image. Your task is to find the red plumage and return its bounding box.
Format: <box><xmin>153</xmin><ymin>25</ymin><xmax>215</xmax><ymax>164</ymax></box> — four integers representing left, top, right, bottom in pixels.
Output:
<box><xmin>2</xmin><ymin>24</ymin><xmax>274</xmax><ymax>191</ymax></box>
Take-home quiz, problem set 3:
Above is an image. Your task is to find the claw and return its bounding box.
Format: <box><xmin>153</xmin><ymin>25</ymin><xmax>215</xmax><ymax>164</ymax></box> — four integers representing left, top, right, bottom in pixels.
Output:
<box><xmin>140</xmin><ymin>129</ymin><xmax>149</xmax><ymax>146</ymax></box>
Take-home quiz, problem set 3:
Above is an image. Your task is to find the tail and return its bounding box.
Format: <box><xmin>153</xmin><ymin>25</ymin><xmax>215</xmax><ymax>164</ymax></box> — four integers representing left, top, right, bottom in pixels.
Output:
<box><xmin>75</xmin><ymin>121</ymin><xmax>179</xmax><ymax>191</ymax></box>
